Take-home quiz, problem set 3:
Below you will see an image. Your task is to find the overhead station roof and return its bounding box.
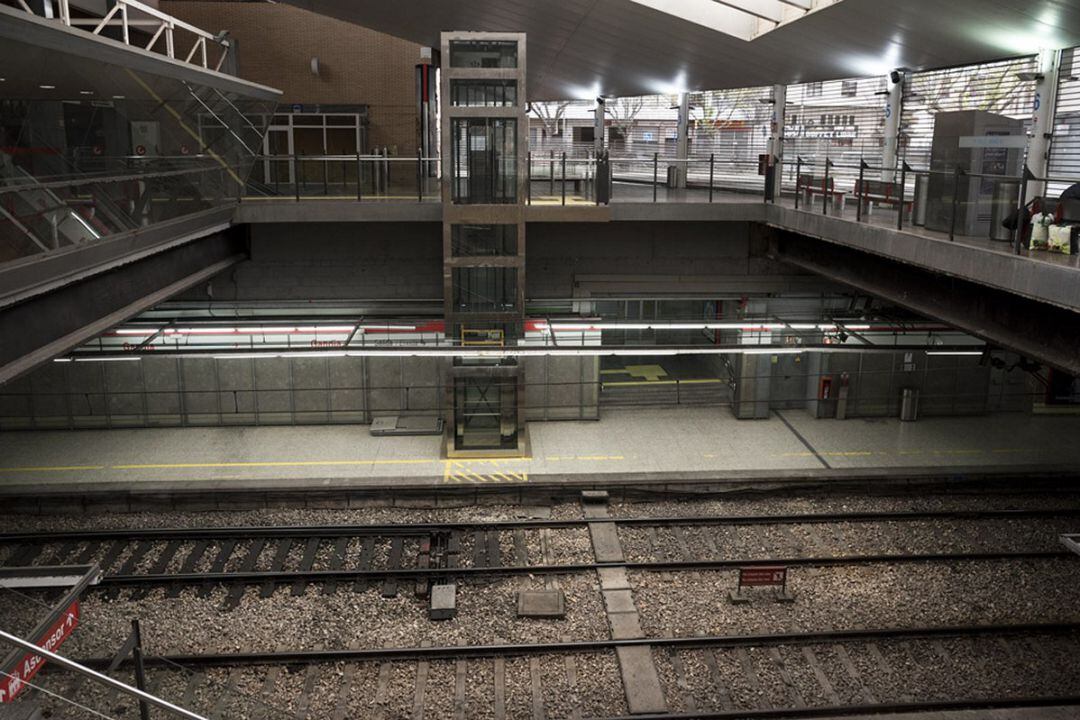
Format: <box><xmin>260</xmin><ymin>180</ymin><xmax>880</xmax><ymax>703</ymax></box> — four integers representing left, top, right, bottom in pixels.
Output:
<box><xmin>282</xmin><ymin>0</ymin><xmax>1080</xmax><ymax>100</ymax></box>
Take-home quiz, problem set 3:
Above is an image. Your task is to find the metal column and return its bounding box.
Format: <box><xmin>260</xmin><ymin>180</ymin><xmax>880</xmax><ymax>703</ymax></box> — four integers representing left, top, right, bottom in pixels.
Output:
<box><xmin>675</xmin><ymin>91</ymin><xmax>690</xmax><ymax>189</ymax></box>
<box><xmin>882</xmin><ymin>70</ymin><xmax>904</xmax><ymax>181</ymax></box>
<box><xmin>594</xmin><ymin>97</ymin><xmax>606</xmax><ymax>156</ymax></box>
<box><xmin>1026</xmin><ymin>47</ymin><xmax>1061</xmax><ymax>200</ymax></box>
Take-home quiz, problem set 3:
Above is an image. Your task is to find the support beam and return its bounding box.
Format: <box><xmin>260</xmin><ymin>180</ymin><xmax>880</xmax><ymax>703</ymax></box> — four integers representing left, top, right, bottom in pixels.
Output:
<box><xmin>767</xmin><ymin>226</ymin><xmax>1080</xmax><ymax>375</ymax></box>
<box><xmin>675</xmin><ymin>91</ymin><xmax>690</xmax><ymax>189</ymax></box>
<box><xmin>882</xmin><ymin>70</ymin><xmax>903</xmax><ymax>181</ymax></box>
<box><xmin>0</xmin><ymin>229</ymin><xmax>247</xmax><ymax>385</ymax></box>
<box><xmin>1027</xmin><ymin>47</ymin><xmax>1061</xmax><ymax>200</ymax></box>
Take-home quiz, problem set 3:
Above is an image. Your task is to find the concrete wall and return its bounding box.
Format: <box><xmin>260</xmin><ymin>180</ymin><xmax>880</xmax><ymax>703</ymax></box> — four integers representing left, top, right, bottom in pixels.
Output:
<box><xmin>182</xmin><ymin>222</ymin><xmax>443</xmax><ymax>302</ymax></box>
<box><xmin>803</xmin><ymin>351</ymin><xmax>1033</xmax><ymax>419</ymax></box>
<box><xmin>526</xmin><ymin>221</ymin><xmax>828</xmax><ymax>298</ymax></box>
<box><xmin>523</xmin><ymin>356</ymin><xmax>599</xmax><ymax>421</ymax></box>
<box><xmin>159</xmin><ymin>2</ymin><xmax>421</xmax><ymax>155</ymax></box>
<box><xmin>0</xmin><ymin>355</ymin><xmax>448</xmax><ymax>429</ymax></box>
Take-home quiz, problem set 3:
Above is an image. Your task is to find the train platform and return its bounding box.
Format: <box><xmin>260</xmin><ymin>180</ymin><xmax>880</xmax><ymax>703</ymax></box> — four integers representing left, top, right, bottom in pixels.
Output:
<box><xmin>1</xmin><ymin>408</ymin><xmax>1078</xmax><ymax>501</ymax></box>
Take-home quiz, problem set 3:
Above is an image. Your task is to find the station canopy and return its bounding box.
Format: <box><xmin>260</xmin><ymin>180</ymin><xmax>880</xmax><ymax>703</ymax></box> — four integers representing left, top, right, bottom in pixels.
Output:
<box><xmin>282</xmin><ymin>0</ymin><xmax>1080</xmax><ymax>100</ymax></box>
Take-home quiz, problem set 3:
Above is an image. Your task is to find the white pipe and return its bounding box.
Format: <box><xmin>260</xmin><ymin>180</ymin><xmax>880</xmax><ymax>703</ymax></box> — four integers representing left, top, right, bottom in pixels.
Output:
<box><xmin>0</xmin><ymin>628</ymin><xmax>208</xmax><ymax>720</ymax></box>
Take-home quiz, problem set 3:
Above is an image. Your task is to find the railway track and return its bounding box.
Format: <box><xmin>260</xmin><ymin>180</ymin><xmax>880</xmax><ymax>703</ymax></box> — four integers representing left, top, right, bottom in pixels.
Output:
<box><xmin>2</xmin><ymin>509</ymin><xmax>1075</xmax><ymax>606</ymax></box>
<box><xmin>46</xmin><ymin>623</ymin><xmax>1080</xmax><ymax>720</ymax></box>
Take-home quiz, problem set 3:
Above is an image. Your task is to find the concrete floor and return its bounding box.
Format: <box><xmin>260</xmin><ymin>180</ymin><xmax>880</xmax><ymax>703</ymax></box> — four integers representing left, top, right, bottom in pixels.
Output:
<box><xmin>1</xmin><ymin>407</ymin><xmax>1078</xmax><ymax>490</ymax></box>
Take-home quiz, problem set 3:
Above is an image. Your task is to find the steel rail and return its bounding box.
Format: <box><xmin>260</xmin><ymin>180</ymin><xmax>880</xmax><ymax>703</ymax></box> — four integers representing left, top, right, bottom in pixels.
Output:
<box><xmin>601</xmin><ymin>696</ymin><xmax>1080</xmax><ymax>720</ymax></box>
<box><xmin>4</xmin><ymin>507</ymin><xmax>1079</xmax><ymax>543</ymax></box>
<box><xmin>77</xmin><ymin>621</ymin><xmax>1080</xmax><ymax>667</ymax></box>
<box><xmin>95</xmin><ymin>550</ymin><xmax>1070</xmax><ymax>587</ymax></box>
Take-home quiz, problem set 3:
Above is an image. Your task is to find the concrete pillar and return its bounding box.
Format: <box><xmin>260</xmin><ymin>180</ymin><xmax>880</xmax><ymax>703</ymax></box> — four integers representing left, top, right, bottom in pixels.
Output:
<box><xmin>675</xmin><ymin>91</ymin><xmax>690</xmax><ymax>188</ymax></box>
<box><xmin>769</xmin><ymin>83</ymin><xmax>786</xmax><ymax>198</ymax></box>
<box><xmin>1027</xmin><ymin>48</ymin><xmax>1062</xmax><ymax>200</ymax></box>
<box><xmin>594</xmin><ymin>98</ymin><xmax>605</xmax><ymax>156</ymax></box>
<box><xmin>882</xmin><ymin>71</ymin><xmax>904</xmax><ymax>181</ymax></box>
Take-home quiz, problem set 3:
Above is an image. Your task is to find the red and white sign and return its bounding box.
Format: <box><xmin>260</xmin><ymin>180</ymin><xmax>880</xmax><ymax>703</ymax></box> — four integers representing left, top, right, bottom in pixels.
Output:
<box><xmin>738</xmin><ymin>566</ymin><xmax>787</xmax><ymax>588</ymax></box>
<box><xmin>179</xmin><ymin>144</ymin><xmax>190</xmax><ymax>155</ymax></box>
<box><xmin>0</xmin><ymin>601</ymin><xmax>80</xmax><ymax>703</ymax></box>
<box><xmin>135</xmin><ymin>145</ymin><xmax>146</xmax><ymax>156</ymax></box>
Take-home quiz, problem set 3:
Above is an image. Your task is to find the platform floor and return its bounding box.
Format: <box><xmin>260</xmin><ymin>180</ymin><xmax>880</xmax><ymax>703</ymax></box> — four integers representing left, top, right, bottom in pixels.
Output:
<box><xmin>1</xmin><ymin>408</ymin><xmax>1078</xmax><ymax>491</ymax></box>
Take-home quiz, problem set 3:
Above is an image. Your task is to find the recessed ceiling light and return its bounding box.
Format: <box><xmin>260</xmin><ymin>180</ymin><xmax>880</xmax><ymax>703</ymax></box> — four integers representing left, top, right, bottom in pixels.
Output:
<box><xmin>39</xmin><ymin>84</ymin><xmax>56</xmax><ymax>90</ymax></box>
<box><xmin>113</xmin><ymin>95</ymin><xmax>125</xmax><ymax>99</ymax></box>
<box><xmin>79</xmin><ymin>90</ymin><xmax>93</xmax><ymax>95</ymax></box>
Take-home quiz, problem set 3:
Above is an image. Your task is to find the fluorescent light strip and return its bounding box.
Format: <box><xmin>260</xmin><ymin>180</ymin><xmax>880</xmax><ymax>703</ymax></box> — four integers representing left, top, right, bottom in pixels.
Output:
<box><xmin>925</xmin><ymin>351</ymin><xmax>985</xmax><ymax>356</ymax></box>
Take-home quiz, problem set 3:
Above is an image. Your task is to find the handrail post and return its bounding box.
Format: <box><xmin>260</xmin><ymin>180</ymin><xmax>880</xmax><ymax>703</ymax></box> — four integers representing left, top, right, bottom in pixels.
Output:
<box><xmin>795</xmin><ymin>156</ymin><xmax>802</xmax><ymax>209</ymax></box>
<box><xmin>549</xmin><ymin>150</ymin><xmax>555</xmax><ymax>196</ymax></box>
<box><xmin>709</xmin><ymin>153</ymin><xmax>715</xmax><ymax>203</ymax></box>
<box><xmin>898</xmin><ymin>162</ymin><xmax>909</xmax><ymax>231</ymax></box>
<box><xmin>417</xmin><ymin>149</ymin><xmax>423</xmax><ymax>202</ymax></box>
<box><xmin>1013</xmin><ymin>167</ymin><xmax>1031</xmax><ymax>255</ymax></box>
<box><xmin>856</xmin><ymin>158</ymin><xmax>866</xmax><ymax>222</ymax></box>
<box><xmin>527</xmin><ymin>150</ymin><xmax>532</xmax><ymax>205</ymax></box>
<box><xmin>652</xmin><ymin>152</ymin><xmax>658</xmax><ymax>203</ymax></box>
<box><xmin>356</xmin><ymin>151</ymin><xmax>362</xmax><ymax>201</ymax></box>
<box><xmin>822</xmin><ymin>159</ymin><xmax>831</xmax><ymax>216</ymax></box>
<box><xmin>322</xmin><ymin>155</ymin><xmax>328</xmax><ymax>196</ymax></box>
<box><xmin>132</xmin><ymin>619</ymin><xmax>151</xmax><ymax>720</ymax></box>
<box><xmin>949</xmin><ymin>166</ymin><xmax>964</xmax><ymax>241</ymax></box>
<box><xmin>293</xmin><ymin>154</ymin><xmax>299</xmax><ymax>202</ymax></box>
<box><xmin>561</xmin><ymin>152</ymin><xmax>567</xmax><ymax>206</ymax></box>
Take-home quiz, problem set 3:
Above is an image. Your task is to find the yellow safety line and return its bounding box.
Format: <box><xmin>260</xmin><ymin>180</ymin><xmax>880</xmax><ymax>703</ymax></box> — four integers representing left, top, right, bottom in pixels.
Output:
<box><xmin>0</xmin><ymin>465</ymin><xmax>105</xmax><ymax>473</ymax></box>
<box><xmin>111</xmin><ymin>459</ymin><xmax>436</xmax><ymax>469</ymax></box>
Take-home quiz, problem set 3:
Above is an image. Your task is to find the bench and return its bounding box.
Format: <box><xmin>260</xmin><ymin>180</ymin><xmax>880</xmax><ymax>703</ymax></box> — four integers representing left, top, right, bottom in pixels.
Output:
<box><xmin>797</xmin><ymin>174</ymin><xmax>846</xmax><ymax>212</ymax></box>
<box><xmin>854</xmin><ymin>179</ymin><xmax>913</xmax><ymax>216</ymax></box>
<box><xmin>530</xmin><ymin>164</ymin><xmax>589</xmax><ymax>193</ymax></box>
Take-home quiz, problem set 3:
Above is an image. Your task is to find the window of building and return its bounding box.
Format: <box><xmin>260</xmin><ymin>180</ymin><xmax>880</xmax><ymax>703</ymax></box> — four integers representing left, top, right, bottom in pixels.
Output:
<box><xmin>450</xmin><ymin>80</ymin><xmax>518</xmax><ymax>107</ymax></box>
<box><xmin>807</xmin><ymin>82</ymin><xmax>824</xmax><ymax>97</ymax></box>
<box><xmin>449</xmin><ymin>40</ymin><xmax>518</xmax><ymax>69</ymax></box>
<box><xmin>841</xmin><ymin>80</ymin><xmax>859</xmax><ymax>97</ymax></box>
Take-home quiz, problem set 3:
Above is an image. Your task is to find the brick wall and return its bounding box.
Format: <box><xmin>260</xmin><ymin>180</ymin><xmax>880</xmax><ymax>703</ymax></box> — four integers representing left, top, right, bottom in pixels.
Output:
<box><xmin>159</xmin><ymin>1</ymin><xmax>421</xmax><ymax>155</ymax></box>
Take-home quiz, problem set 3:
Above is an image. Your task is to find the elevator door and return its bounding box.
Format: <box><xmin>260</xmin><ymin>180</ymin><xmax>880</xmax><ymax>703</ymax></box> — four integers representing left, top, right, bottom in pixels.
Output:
<box><xmin>454</xmin><ymin>376</ymin><xmax>518</xmax><ymax>450</ymax></box>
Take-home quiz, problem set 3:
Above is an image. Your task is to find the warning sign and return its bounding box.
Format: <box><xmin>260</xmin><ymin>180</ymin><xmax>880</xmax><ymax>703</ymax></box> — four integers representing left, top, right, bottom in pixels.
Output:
<box><xmin>135</xmin><ymin>145</ymin><xmax>146</xmax><ymax>156</ymax></box>
<box><xmin>0</xmin><ymin>601</ymin><xmax>80</xmax><ymax>703</ymax></box>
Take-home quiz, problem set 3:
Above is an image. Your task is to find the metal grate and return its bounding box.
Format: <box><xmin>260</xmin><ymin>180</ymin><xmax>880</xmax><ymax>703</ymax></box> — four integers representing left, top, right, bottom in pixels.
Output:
<box><xmin>901</xmin><ymin>56</ymin><xmax>1037</xmax><ymax>172</ymax></box>
<box><xmin>782</xmin><ymin>75</ymin><xmax>888</xmax><ymax>191</ymax></box>
<box><xmin>1049</xmin><ymin>46</ymin><xmax>1080</xmax><ymax>197</ymax></box>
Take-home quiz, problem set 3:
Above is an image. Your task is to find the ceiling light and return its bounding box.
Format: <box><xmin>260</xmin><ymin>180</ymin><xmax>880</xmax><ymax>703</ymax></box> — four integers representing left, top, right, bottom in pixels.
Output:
<box><xmin>39</xmin><ymin>84</ymin><xmax>55</xmax><ymax>90</ymax></box>
<box><xmin>112</xmin><ymin>95</ymin><xmax>125</xmax><ymax>99</ymax></box>
<box><xmin>80</xmin><ymin>90</ymin><xmax>93</xmax><ymax>95</ymax></box>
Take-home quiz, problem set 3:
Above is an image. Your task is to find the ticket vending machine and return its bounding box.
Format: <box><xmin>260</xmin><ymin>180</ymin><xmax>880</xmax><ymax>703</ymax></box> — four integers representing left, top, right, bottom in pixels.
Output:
<box><xmin>925</xmin><ymin>110</ymin><xmax>1024</xmax><ymax>237</ymax></box>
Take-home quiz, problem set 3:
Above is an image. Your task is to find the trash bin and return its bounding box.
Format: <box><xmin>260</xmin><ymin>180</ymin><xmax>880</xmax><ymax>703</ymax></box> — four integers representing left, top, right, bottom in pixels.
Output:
<box><xmin>595</xmin><ymin>156</ymin><xmax>611</xmax><ymax>205</ymax></box>
<box><xmin>666</xmin><ymin>165</ymin><xmax>679</xmax><ymax>189</ymax></box>
<box><xmin>900</xmin><ymin>388</ymin><xmax>920</xmax><ymax>422</ymax></box>
<box><xmin>913</xmin><ymin>174</ymin><xmax>929</xmax><ymax>227</ymax></box>
<box><xmin>990</xmin><ymin>180</ymin><xmax>1021</xmax><ymax>241</ymax></box>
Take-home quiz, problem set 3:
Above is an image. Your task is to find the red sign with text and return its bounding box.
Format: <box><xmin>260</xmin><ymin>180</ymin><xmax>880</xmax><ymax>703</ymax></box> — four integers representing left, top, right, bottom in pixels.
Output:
<box><xmin>0</xmin><ymin>601</ymin><xmax>79</xmax><ymax>703</ymax></box>
<box><xmin>738</xmin><ymin>566</ymin><xmax>787</xmax><ymax>588</ymax></box>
